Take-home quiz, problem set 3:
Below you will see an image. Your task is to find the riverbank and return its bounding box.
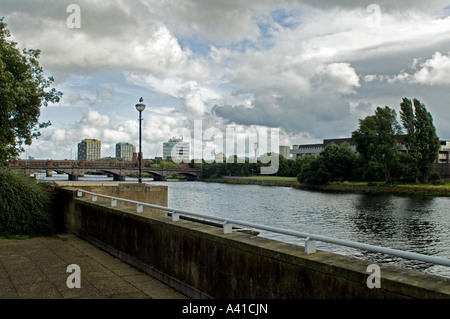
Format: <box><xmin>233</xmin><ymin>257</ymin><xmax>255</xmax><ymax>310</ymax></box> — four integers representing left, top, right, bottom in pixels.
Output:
<box><xmin>204</xmin><ymin>176</ymin><xmax>450</xmax><ymax>197</ymax></box>
<box><xmin>204</xmin><ymin>176</ymin><xmax>300</xmax><ymax>187</ymax></box>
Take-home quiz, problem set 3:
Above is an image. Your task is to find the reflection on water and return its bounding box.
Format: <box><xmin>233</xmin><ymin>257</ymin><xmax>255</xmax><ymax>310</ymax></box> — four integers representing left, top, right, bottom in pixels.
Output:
<box><xmin>38</xmin><ymin>173</ymin><xmax>450</xmax><ymax>278</ymax></box>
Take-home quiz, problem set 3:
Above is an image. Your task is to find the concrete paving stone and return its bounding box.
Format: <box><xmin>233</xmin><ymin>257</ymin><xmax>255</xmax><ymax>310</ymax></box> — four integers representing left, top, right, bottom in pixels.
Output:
<box><xmin>0</xmin><ymin>277</ymin><xmax>17</xmax><ymax>299</ymax></box>
<box><xmin>107</xmin><ymin>262</ymin><xmax>144</xmax><ymax>277</ymax></box>
<box><xmin>104</xmin><ymin>291</ymin><xmax>150</xmax><ymax>299</ymax></box>
<box><xmin>0</xmin><ymin>242</ymin><xmax>21</xmax><ymax>257</ymax></box>
<box><xmin>8</xmin><ymin>269</ymin><xmax>49</xmax><ymax>287</ymax></box>
<box><xmin>73</xmin><ymin>259</ymin><xmax>117</xmax><ymax>279</ymax></box>
<box><xmin>91</xmin><ymin>255</ymin><xmax>125</xmax><ymax>267</ymax></box>
<box><xmin>0</xmin><ymin>234</ymin><xmax>190</xmax><ymax>299</ymax></box>
<box><xmin>131</xmin><ymin>280</ymin><xmax>188</xmax><ymax>299</ymax></box>
<box><xmin>55</xmin><ymin>282</ymin><xmax>104</xmax><ymax>299</ymax></box>
<box><xmin>90</xmin><ymin>277</ymin><xmax>143</xmax><ymax>296</ymax></box>
<box><xmin>122</xmin><ymin>274</ymin><xmax>157</xmax><ymax>284</ymax></box>
<box><xmin>0</xmin><ymin>261</ymin><xmax>9</xmax><ymax>279</ymax></box>
<box><xmin>35</xmin><ymin>260</ymin><xmax>68</xmax><ymax>274</ymax></box>
<box><xmin>1</xmin><ymin>254</ymin><xmax>29</xmax><ymax>266</ymax></box>
<box><xmin>15</xmin><ymin>279</ymin><xmax>63</xmax><ymax>299</ymax></box>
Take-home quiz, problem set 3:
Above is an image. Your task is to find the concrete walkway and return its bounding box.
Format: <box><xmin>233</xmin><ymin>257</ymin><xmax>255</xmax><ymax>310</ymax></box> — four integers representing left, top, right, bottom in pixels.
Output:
<box><xmin>0</xmin><ymin>233</ymin><xmax>188</xmax><ymax>299</ymax></box>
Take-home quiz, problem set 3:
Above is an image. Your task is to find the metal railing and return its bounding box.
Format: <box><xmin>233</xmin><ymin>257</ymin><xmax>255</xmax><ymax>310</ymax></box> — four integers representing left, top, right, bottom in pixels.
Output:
<box><xmin>76</xmin><ymin>189</ymin><xmax>450</xmax><ymax>268</ymax></box>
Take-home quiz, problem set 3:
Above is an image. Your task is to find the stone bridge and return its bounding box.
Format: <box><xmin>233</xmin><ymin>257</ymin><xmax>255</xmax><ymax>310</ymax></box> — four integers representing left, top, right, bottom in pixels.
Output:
<box><xmin>8</xmin><ymin>160</ymin><xmax>201</xmax><ymax>181</ymax></box>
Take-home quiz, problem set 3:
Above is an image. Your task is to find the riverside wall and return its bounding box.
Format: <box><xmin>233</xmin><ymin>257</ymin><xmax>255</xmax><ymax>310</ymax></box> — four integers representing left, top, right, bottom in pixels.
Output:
<box><xmin>57</xmin><ymin>185</ymin><xmax>450</xmax><ymax>299</ymax></box>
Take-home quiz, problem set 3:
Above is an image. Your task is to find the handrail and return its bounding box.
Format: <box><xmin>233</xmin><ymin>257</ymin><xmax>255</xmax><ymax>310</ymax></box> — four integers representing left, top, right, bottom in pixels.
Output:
<box><xmin>76</xmin><ymin>189</ymin><xmax>450</xmax><ymax>268</ymax></box>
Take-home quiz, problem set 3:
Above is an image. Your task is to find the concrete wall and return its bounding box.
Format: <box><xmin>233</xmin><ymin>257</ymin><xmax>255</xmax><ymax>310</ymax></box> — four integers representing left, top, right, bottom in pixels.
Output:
<box><xmin>58</xmin><ymin>186</ymin><xmax>450</xmax><ymax>299</ymax></box>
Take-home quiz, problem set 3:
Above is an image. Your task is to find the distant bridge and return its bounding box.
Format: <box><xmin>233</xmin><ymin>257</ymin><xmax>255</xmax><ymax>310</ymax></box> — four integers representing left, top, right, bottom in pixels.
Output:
<box><xmin>8</xmin><ymin>160</ymin><xmax>202</xmax><ymax>181</ymax></box>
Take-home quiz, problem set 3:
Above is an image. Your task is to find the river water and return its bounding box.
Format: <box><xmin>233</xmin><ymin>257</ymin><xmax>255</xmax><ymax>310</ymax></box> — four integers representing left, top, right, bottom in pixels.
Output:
<box><xmin>40</xmin><ymin>174</ymin><xmax>450</xmax><ymax>278</ymax></box>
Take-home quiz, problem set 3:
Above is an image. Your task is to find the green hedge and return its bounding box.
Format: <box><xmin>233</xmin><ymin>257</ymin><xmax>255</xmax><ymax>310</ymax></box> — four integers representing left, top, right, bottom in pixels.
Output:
<box><xmin>0</xmin><ymin>169</ymin><xmax>58</xmax><ymax>238</ymax></box>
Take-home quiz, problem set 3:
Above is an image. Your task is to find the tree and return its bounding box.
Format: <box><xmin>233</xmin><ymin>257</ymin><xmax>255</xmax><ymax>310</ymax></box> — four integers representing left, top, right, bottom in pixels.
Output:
<box><xmin>320</xmin><ymin>142</ymin><xmax>357</xmax><ymax>181</ymax></box>
<box><xmin>400</xmin><ymin>98</ymin><xmax>440</xmax><ymax>183</ymax></box>
<box><xmin>0</xmin><ymin>18</ymin><xmax>62</xmax><ymax>165</ymax></box>
<box><xmin>291</xmin><ymin>154</ymin><xmax>315</xmax><ymax>177</ymax></box>
<box><xmin>352</xmin><ymin>106</ymin><xmax>402</xmax><ymax>183</ymax></box>
<box><xmin>296</xmin><ymin>157</ymin><xmax>331</xmax><ymax>187</ymax></box>
<box><xmin>399</xmin><ymin>98</ymin><xmax>419</xmax><ymax>182</ymax></box>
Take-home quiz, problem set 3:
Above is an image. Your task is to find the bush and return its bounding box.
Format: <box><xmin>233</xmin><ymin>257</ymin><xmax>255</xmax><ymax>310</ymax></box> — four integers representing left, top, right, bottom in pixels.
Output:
<box><xmin>430</xmin><ymin>171</ymin><xmax>443</xmax><ymax>185</ymax></box>
<box><xmin>0</xmin><ymin>169</ymin><xmax>58</xmax><ymax>238</ymax></box>
<box><xmin>296</xmin><ymin>158</ymin><xmax>331</xmax><ymax>187</ymax></box>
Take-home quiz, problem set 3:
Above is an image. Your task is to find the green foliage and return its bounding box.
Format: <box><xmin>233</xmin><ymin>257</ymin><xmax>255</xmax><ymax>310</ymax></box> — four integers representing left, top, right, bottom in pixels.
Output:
<box><xmin>352</xmin><ymin>106</ymin><xmax>402</xmax><ymax>183</ymax></box>
<box><xmin>400</xmin><ymin>98</ymin><xmax>440</xmax><ymax>183</ymax></box>
<box><xmin>320</xmin><ymin>142</ymin><xmax>358</xmax><ymax>181</ymax></box>
<box><xmin>0</xmin><ymin>18</ymin><xmax>62</xmax><ymax>165</ymax></box>
<box><xmin>0</xmin><ymin>169</ymin><xmax>58</xmax><ymax>238</ymax></box>
<box><xmin>296</xmin><ymin>157</ymin><xmax>331</xmax><ymax>187</ymax></box>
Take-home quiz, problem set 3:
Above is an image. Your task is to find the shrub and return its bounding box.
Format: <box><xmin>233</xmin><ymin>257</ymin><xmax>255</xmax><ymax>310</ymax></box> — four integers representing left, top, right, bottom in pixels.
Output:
<box><xmin>296</xmin><ymin>158</ymin><xmax>331</xmax><ymax>187</ymax></box>
<box><xmin>0</xmin><ymin>169</ymin><xmax>58</xmax><ymax>238</ymax></box>
<box><xmin>430</xmin><ymin>171</ymin><xmax>441</xmax><ymax>184</ymax></box>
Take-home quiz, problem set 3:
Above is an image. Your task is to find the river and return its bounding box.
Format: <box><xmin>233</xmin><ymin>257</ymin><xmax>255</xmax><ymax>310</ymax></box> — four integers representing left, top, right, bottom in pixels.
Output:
<box><xmin>39</xmin><ymin>173</ymin><xmax>450</xmax><ymax>279</ymax></box>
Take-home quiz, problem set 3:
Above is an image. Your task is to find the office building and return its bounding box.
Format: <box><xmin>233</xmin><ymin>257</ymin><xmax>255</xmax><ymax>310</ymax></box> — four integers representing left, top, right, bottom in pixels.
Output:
<box><xmin>78</xmin><ymin>139</ymin><xmax>101</xmax><ymax>161</ymax></box>
<box><xmin>163</xmin><ymin>138</ymin><xmax>190</xmax><ymax>162</ymax></box>
<box><xmin>116</xmin><ymin>143</ymin><xmax>136</xmax><ymax>162</ymax></box>
<box><xmin>279</xmin><ymin>146</ymin><xmax>291</xmax><ymax>159</ymax></box>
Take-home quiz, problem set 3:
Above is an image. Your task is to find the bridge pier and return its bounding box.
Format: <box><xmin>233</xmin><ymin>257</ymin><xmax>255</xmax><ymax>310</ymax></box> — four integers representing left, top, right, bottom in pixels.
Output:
<box><xmin>68</xmin><ymin>174</ymin><xmax>79</xmax><ymax>181</ymax></box>
<box><xmin>113</xmin><ymin>175</ymin><xmax>127</xmax><ymax>181</ymax></box>
<box><xmin>46</xmin><ymin>170</ymin><xmax>53</xmax><ymax>177</ymax></box>
<box><xmin>153</xmin><ymin>175</ymin><xmax>167</xmax><ymax>181</ymax></box>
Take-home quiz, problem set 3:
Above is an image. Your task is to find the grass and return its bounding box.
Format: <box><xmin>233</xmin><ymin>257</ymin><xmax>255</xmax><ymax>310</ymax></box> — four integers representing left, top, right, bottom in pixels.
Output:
<box><xmin>204</xmin><ymin>175</ymin><xmax>450</xmax><ymax>196</ymax></box>
<box><xmin>238</xmin><ymin>176</ymin><xmax>297</xmax><ymax>181</ymax></box>
<box><xmin>320</xmin><ymin>180</ymin><xmax>450</xmax><ymax>196</ymax></box>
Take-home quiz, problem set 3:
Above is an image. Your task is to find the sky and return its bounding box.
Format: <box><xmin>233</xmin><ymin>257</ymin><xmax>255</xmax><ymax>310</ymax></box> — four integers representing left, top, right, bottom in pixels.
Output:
<box><xmin>2</xmin><ymin>0</ymin><xmax>450</xmax><ymax>160</ymax></box>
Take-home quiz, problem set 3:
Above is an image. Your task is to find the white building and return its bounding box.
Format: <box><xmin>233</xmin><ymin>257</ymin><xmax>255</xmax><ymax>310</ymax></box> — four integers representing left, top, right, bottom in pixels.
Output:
<box><xmin>163</xmin><ymin>138</ymin><xmax>190</xmax><ymax>162</ymax></box>
<box><xmin>279</xmin><ymin>146</ymin><xmax>291</xmax><ymax>159</ymax></box>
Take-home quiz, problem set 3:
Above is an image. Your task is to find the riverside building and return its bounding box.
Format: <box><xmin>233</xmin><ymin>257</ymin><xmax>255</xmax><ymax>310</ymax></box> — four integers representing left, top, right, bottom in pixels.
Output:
<box><xmin>77</xmin><ymin>139</ymin><xmax>101</xmax><ymax>161</ymax></box>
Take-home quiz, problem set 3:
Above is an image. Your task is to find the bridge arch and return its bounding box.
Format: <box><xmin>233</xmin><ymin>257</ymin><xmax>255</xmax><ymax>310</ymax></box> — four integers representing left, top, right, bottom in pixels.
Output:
<box><xmin>177</xmin><ymin>173</ymin><xmax>199</xmax><ymax>181</ymax></box>
<box><xmin>142</xmin><ymin>170</ymin><xmax>167</xmax><ymax>181</ymax></box>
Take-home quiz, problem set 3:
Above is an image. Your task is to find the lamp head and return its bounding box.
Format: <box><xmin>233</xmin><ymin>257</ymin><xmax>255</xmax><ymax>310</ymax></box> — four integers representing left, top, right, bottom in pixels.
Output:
<box><xmin>135</xmin><ymin>97</ymin><xmax>146</xmax><ymax>112</ymax></box>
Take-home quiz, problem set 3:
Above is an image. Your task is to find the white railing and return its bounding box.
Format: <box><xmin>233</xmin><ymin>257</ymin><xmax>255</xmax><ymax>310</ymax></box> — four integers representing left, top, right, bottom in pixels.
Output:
<box><xmin>76</xmin><ymin>189</ymin><xmax>450</xmax><ymax>268</ymax></box>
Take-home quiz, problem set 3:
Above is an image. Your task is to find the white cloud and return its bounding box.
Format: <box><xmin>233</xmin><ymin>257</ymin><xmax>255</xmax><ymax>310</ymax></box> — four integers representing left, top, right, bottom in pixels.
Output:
<box><xmin>315</xmin><ymin>63</ymin><xmax>360</xmax><ymax>94</ymax></box>
<box><xmin>184</xmin><ymin>93</ymin><xmax>207</xmax><ymax>118</ymax></box>
<box><xmin>368</xmin><ymin>51</ymin><xmax>450</xmax><ymax>85</ymax></box>
<box><xmin>411</xmin><ymin>51</ymin><xmax>450</xmax><ymax>85</ymax></box>
<box><xmin>4</xmin><ymin>0</ymin><xmax>450</xmax><ymax>159</ymax></box>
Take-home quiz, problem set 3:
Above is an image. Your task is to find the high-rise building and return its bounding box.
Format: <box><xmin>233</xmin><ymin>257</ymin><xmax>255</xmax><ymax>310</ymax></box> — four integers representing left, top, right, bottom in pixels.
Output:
<box><xmin>116</xmin><ymin>143</ymin><xmax>136</xmax><ymax>161</ymax></box>
<box><xmin>163</xmin><ymin>138</ymin><xmax>190</xmax><ymax>162</ymax></box>
<box><xmin>279</xmin><ymin>146</ymin><xmax>291</xmax><ymax>160</ymax></box>
<box><xmin>77</xmin><ymin>139</ymin><xmax>101</xmax><ymax>161</ymax></box>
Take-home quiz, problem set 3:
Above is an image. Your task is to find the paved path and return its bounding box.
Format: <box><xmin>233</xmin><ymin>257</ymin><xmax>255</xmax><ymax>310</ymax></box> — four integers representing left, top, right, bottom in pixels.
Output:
<box><xmin>0</xmin><ymin>233</ymin><xmax>188</xmax><ymax>299</ymax></box>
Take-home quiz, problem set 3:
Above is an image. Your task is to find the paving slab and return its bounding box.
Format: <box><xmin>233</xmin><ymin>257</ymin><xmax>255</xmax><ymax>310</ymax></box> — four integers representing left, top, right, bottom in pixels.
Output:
<box><xmin>0</xmin><ymin>234</ymin><xmax>188</xmax><ymax>299</ymax></box>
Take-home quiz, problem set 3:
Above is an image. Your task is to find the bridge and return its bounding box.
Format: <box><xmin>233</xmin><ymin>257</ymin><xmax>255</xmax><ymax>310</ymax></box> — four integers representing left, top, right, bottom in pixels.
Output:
<box><xmin>8</xmin><ymin>159</ymin><xmax>202</xmax><ymax>181</ymax></box>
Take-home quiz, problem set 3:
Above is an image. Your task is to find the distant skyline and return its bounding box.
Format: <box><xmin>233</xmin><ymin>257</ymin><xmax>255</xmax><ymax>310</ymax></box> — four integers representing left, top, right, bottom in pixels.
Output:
<box><xmin>2</xmin><ymin>0</ymin><xmax>450</xmax><ymax>160</ymax></box>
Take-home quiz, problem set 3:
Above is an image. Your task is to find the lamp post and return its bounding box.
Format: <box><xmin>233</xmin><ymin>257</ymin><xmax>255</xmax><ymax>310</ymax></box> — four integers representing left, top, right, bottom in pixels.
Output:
<box><xmin>135</xmin><ymin>97</ymin><xmax>146</xmax><ymax>183</ymax></box>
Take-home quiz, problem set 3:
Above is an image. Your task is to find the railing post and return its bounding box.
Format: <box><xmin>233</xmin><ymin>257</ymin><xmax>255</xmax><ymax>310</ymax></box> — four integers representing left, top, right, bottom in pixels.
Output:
<box><xmin>92</xmin><ymin>195</ymin><xmax>98</xmax><ymax>202</ymax></box>
<box><xmin>111</xmin><ymin>199</ymin><xmax>117</xmax><ymax>207</ymax></box>
<box><xmin>137</xmin><ymin>204</ymin><xmax>143</xmax><ymax>213</ymax></box>
<box><xmin>305</xmin><ymin>237</ymin><xmax>316</xmax><ymax>254</ymax></box>
<box><xmin>223</xmin><ymin>222</ymin><xmax>232</xmax><ymax>234</ymax></box>
<box><xmin>172</xmin><ymin>212</ymin><xmax>180</xmax><ymax>222</ymax></box>
<box><xmin>77</xmin><ymin>190</ymin><xmax>83</xmax><ymax>197</ymax></box>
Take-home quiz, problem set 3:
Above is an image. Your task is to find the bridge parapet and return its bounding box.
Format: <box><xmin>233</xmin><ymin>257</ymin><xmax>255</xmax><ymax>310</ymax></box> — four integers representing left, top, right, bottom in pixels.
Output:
<box><xmin>8</xmin><ymin>160</ymin><xmax>202</xmax><ymax>181</ymax></box>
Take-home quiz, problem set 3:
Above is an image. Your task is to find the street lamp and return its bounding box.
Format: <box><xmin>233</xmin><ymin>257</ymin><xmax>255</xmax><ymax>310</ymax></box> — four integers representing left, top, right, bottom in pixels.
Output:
<box><xmin>135</xmin><ymin>97</ymin><xmax>146</xmax><ymax>183</ymax></box>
